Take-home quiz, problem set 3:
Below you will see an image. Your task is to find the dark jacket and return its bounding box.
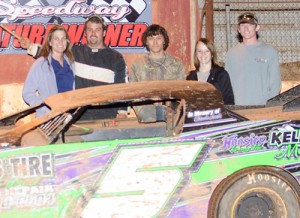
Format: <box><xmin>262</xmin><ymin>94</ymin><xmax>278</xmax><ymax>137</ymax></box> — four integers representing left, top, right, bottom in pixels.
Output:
<box><xmin>187</xmin><ymin>65</ymin><xmax>235</xmax><ymax>105</ymax></box>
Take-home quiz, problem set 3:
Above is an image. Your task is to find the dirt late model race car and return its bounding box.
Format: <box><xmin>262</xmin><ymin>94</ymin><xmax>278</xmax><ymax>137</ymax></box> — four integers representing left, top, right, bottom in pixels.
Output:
<box><xmin>0</xmin><ymin>80</ymin><xmax>299</xmax><ymax>218</ymax></box>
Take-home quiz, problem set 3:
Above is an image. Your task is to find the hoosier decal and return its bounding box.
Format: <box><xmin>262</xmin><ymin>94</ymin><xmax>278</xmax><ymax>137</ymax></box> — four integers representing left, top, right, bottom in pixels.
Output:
<box><xmin>221</xmin><ymin>133</ymin><xmax>266</xmax><ymax>153</ymax></box>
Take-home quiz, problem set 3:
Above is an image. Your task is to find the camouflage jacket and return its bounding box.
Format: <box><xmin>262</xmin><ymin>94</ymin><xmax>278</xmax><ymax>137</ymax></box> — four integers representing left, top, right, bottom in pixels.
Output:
<box><xmin>129</xmin><ymin>53</ymin><xmax>185</xmax><ymax>82</ymax></box>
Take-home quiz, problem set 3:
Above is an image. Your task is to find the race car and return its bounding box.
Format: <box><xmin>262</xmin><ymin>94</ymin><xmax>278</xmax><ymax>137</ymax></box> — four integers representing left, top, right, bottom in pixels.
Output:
<box><xmin>0</xmin><ymin>80</ymin><xmax>299</xmax><ymax>218</ymax></box>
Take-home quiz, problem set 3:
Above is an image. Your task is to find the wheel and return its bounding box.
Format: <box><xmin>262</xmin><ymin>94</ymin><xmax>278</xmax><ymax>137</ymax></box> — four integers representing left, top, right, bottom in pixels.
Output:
<box><xmin>208</xmin><ymin>166</ymin><xmax>300</xmax><ymax>218</ymax></box>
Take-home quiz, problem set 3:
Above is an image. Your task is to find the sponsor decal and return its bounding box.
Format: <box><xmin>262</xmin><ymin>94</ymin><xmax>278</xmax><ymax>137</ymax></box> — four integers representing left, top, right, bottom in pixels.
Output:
<box><xmin>247</xmin><ymin>172</ymin><xmax>291</xmax><ymax>192</ymax></box>
<box><xmin>0</xmin><ymin>185</ymin><xmax>56</xmax><ymax>209</ymax></box>
<box><xmin>0</xmin><ymin>153</ymin><xmax>54</xmax><ymax>179</ymax></box>
<box><xmin>221</xmin><ymin>133</ymin><xmax>266</xmax><ymax>153</ymax></box>
<box><xmin>0</xmin><ymin>153</ymin><xmax>56</xmax><ymax>209</ymax></box>
<box><xmin>0</xmin><ymin>0</ymin><xmax>151</xmax><ymax>54</ymax></box>
<box><xmin>187</xmin><ymin>108</ymin><xmax>222</xmax><ymax>123</ymax></box>
<box><xmin>269</xmin><ymin>130</ymin><xmax>300</xmax><ymax>160</ymax></box>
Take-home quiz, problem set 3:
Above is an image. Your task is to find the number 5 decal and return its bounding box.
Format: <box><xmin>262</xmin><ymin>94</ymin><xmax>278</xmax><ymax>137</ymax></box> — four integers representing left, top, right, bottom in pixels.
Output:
<box><xmin>82</xmin><ymin>143</ymin><xmax>203</xmax><ymax>218</ymax></box>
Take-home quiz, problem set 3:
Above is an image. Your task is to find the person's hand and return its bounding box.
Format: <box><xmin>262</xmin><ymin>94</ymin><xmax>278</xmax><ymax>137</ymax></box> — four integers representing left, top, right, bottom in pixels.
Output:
<box><xmin>19</xmin><ymin>37</ymin><xmax>32</xmax><ymax>49</ymax></box>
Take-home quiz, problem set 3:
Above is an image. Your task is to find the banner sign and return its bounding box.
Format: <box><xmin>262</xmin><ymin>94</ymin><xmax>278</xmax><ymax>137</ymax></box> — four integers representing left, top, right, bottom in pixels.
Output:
<box><xmin>0</xmin><ymin>0</ymin><xmax>152</xmax><ymax>54</ymax></box>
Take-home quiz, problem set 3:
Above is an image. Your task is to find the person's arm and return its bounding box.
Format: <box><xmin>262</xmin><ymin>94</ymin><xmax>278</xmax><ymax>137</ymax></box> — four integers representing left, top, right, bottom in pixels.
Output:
<box><xmin>177</xmin><ymin>61</ymin><xmax>186</xmax><ymax>80</ymax></box>
<box><xmin>268</xmin><ymin>48</ymin><xmax>281</xmax><ymax>98</ymax></box>
<box><xmin>129</xmin><ymin>62</ymin><xmax>139</xmax><ymax>82</ymax></box>
<box><xmin>217</xmin><ymin>69</ymin><xmax>235</xmax><ymax>105</ymax></box>
<box><xmin>224</xmin><ymin>53</ymin><xmax>232</xmax><ymax>78</ymax></box>
<box><xmin>114</xmin><ymin>53</ymin><xmax>128</xmax><ymax>84</ymax></box>
<box><xmin>186</xmin><ymin>71</ymin><xmax>198</xmax><ymax>81</ymax></box>
<box><xmin>22</xmin><ymin>61</ymin><xmax>44</xmax><ymax>106</ymax></box>
<box><xmin>19</xmin><ymin>37</ymin><xmax>41</xmax><ymax>58</ymax></box>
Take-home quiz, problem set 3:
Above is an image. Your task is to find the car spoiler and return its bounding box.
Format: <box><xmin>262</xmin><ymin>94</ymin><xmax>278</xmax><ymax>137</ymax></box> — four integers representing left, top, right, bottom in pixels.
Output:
<box><xmin>267</xmin><ymin>84</ymin><xmax>300</xmax><ymax>112</ymax></box>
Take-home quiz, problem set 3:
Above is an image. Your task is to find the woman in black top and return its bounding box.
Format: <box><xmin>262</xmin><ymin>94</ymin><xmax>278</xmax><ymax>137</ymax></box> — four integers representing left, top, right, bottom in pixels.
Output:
<box><xmin>187</xmin><ymin>38</ymin><xmax>234</xmax><ymax>105</ymax></box>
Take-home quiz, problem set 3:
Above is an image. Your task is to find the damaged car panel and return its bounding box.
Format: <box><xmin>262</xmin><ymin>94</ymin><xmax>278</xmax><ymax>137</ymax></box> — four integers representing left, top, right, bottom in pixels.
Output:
<box><xmin>0</xmin><ymin>80</ymin><xmax>299</xmax><ymax>218</ymax></box>
<box><xmin>0</xmin><ymin>81</ymin><xmax>227</xmax><ymax>146</ymax></box>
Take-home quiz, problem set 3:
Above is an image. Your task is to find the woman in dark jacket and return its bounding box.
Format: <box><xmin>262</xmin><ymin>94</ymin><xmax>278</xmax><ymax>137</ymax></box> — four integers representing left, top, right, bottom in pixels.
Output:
<box><xmin>187</xmin><ymin>38</ymin><xmax>234</xmax><ymax>105</ymax></box>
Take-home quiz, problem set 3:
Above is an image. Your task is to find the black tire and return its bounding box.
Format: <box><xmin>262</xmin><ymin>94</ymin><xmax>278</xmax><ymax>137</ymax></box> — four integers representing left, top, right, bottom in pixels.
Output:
<box><xmin>208</xmin><ymin>166</ymin><xmax>300</xmax><ymax>218</ymax></box>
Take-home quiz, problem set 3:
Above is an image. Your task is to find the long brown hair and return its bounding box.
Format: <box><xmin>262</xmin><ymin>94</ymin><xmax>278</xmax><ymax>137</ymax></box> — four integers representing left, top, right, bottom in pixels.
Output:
<box><xmin>39</xmin><ymin>25</ymin><xmax>74</xmax><ymax>63</ymax></box>
<box><xmin>193</xmin><ymin>38</ymin><xmax>218</xmax><ymax>71</ymax></box>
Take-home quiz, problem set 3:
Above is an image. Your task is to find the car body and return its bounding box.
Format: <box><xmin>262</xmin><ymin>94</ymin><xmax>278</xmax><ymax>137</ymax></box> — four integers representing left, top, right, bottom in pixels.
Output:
<box><xmin>0</xmin><ymin>80</ymin><xmax>299</xmax><ymax>217</ymax></box>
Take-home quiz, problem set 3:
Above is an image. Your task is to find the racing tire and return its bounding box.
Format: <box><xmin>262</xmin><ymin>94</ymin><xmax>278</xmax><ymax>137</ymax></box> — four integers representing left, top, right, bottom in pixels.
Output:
<box><xmin>207</xmin><ymin>166</ymin><xmax>300</xmax><ymax>218</ymax></box>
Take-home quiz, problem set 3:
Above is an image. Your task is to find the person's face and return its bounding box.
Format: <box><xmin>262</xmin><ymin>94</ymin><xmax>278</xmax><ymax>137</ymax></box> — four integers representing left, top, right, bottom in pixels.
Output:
<box><xmin>238</xmin><ymin>23</ymin><xmax>260</xmax><ymax>40</ymax></box>
<box><xmin>146</xmin><ymin>34</ymin><xmax>165</xmax><ymax>55</ymax></box>
<box><xmin>50</xmin><ymin>30</ymin><xmax>67</xmax><ymax>54</ymax></box>
<box><xmin>85</xmin><ymin>21</ymin><xmax>106</xmax><ymax>48</ymax></box>
<box><xmin>196</xmin><ymin>41</ymin><xmax>212</xmax><ymax>65</ymax></box>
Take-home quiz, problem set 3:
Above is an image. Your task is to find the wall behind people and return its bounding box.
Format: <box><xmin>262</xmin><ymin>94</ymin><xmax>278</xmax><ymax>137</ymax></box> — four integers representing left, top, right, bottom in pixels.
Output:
<box><xmin>0</xmin><ymin>0</ymin><xmax>191</xmax><ymax>117</ymax></box>
<box><xmin>124</xmin><ymin>1</ymin><xmax>191</xmax><ymax>78</ymax></box>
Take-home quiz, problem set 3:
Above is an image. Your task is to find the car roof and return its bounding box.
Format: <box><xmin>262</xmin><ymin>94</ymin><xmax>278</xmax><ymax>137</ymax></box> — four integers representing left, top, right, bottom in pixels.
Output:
<box><xmin>0</xmin><ymin>80</ymin><xmax>223</xmax><ymax>145</ymax></box>
<box><xmin>45</xmin><ymin>80</ymin><xmax>218</xmax><ymax>113</ymax></box>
